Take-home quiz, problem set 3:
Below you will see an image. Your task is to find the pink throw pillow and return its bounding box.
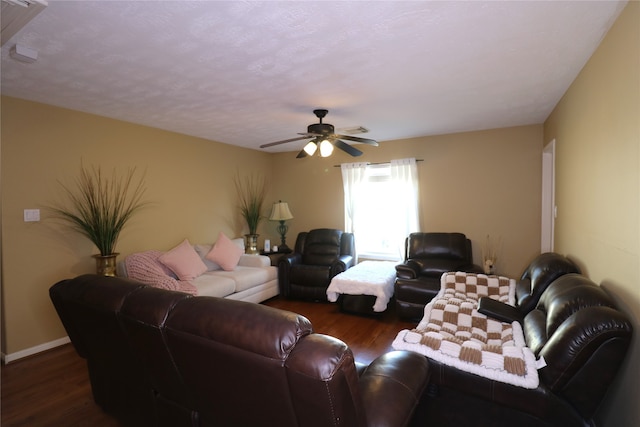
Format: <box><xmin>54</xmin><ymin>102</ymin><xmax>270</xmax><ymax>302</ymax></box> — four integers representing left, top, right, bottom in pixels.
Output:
<box><xmin>159</xmin><ymin>239</ymin><xmax>207</xmax><ymax>280</ymax></box>
<box><xmin>206</xmin><ymin>232</ymin><xmax>244</xmax><ymax>271</ymax></box>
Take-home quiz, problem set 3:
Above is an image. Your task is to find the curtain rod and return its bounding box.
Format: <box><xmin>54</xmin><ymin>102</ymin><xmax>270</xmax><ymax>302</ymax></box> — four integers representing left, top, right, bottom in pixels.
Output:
<box><xmin>333</xmin><ymin>159</ymin><xmax>423</xmax><ymax>168</ymax></box>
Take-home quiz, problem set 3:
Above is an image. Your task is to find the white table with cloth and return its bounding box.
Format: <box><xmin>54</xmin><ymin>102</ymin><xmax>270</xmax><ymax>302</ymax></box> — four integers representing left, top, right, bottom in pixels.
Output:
<box><xmin>326</xmin><ymin>260</ymin><xmax>398</xmax><ymax>312</ymax></box>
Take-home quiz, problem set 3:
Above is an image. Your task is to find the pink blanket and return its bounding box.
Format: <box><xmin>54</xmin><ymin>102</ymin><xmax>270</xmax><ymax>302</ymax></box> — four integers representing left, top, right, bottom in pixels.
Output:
<box><xmin>125</xmin><ymin>250</ymin><xmax>197</xmax><ymax>295</ymax></box>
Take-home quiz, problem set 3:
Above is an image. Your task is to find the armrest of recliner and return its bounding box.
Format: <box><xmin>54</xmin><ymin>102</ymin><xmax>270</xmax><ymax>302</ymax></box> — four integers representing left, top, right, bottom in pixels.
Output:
<box><xmin>278</xmin><ymin>253</ymin><xmax>302</xmax><ymax>268</ymax></box>
<box><xmin>395</xmin><ymin>260</ymin><xmax>420</xmax><ymax>279</ymax></box>
<box><xmin>338</xmin><ymin>254</ymin><xmax>355</xmax><ymax>269</ymax></box>
<box><xmin>277</xmin><ymin>253</ymin><xmax>303</xmax><ymax>298</ymax></box>
<box><xmin>477</xmin><ymin>297</ymin><xmax>523</xmax><ymax>324</ymax></box>
<box><xmin>327</xmin><ymin>255</ymin><xmax>354</xmax><ymax>277</ymax></box>
<box><xmin>359</xmin><ymin>350</ymin><xmax>430</xmax><ymax>427</ymax></box>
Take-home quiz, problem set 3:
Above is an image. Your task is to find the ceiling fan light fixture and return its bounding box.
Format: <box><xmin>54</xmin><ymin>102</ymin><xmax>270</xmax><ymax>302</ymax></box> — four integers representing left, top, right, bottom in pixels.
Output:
<box><xmin>303</xmin><ymin>141</ymin><xmax>317</xmax><ymax>156</ymax></box>
<box><xmin>319</xmin><ymin>139</ymin><xmax>333</xmax><ymax>157</ymax></box>
<box><xmin>259</xmin><ymin>109</ymin><xmax>378</xmax><ymax>158</ymax></box>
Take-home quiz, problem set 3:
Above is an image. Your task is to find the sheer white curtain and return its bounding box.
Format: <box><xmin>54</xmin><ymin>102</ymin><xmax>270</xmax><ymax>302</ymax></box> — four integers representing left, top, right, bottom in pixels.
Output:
<box><xmin>340</xmin><ymin>162</ymin><xmax>368</xmax><ymax>234</ymax></box>
<box><xmin>390</xmin><ymin>158</ymin><xmax>420</xmax><ymax>258</ymax></box>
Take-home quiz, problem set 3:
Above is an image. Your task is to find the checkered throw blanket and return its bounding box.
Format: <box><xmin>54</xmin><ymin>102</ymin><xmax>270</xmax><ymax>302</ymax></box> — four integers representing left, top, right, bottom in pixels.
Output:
<box><xmin>392</xmin><ymin>271</ymin><xmax>539</xmax><ymax>389</ymax></box>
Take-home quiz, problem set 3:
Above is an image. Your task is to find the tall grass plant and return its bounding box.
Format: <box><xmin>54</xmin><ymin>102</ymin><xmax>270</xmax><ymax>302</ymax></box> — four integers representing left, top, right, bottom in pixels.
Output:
<box><xmin>233</xmin><ymin>172</ymin><xmax>267</xmax><ymax>235</ymax></box>
<box><xmin>50</xmin><ymin>164</ymin><xmax>147</xmax><ymax>256</ymax></box>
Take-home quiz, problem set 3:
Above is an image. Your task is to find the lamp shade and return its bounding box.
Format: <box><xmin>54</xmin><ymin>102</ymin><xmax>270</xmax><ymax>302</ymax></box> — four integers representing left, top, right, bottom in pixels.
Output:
<box><xmin>269</xmin><ymin>201</ymin><xmax>293</xmax><ymax>221</ymax></box>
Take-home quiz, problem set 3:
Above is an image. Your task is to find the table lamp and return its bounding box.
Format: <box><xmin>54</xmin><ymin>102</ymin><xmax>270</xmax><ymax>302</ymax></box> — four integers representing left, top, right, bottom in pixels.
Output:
<box><xmin>269</xmin><ymin>201</ymin><xmax>293</xmax><ymax>252</ymax></box>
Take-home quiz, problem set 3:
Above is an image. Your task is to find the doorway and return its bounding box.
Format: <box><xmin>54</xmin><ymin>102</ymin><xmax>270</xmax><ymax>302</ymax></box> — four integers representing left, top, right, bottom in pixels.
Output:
<box><xmin>541</xmin><ymin>139</ymin><xmax>556</xmax><ymax>252</ymax></box>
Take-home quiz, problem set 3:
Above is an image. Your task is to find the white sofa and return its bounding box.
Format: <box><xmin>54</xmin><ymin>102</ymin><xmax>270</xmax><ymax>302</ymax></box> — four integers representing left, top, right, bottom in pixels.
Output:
<box><xmin>116</xmin><ymin>238</ymin><xmax>278</xmax><ymax>303</ymax></box>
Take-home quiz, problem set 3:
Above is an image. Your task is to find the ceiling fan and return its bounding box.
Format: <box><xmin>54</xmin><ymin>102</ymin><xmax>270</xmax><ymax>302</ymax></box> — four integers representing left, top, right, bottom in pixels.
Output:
<box><xmin>260</xmin><ymin>109</ymin><xmax>379</xmax><ymax>158</ymax></box>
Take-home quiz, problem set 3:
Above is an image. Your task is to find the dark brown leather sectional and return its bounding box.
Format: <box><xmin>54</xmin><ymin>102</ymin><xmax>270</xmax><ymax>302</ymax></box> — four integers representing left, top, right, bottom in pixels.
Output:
<box><xmin>420</xmin><ymin>265</ymin><xmax>633</xmax><ymax>426</ymax></box>
<box><xmin>49</xmin><ymin>274</ymin><xmax>429</xmax><ymax>427</ymax></box>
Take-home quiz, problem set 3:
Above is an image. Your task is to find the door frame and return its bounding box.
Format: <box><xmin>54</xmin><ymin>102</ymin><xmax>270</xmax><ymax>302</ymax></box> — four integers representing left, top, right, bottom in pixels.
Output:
<box><xmin>541</xmin><ymin>139</ymin><xmax>556</xmax><ymax>252</ymax></box>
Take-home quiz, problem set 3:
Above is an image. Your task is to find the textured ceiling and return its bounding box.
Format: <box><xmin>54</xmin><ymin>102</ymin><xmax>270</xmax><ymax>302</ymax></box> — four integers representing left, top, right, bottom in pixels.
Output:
<box><xmin>0</xmin><ymin>0</ymin><xmax>627</xmax><ymax>153</ymax></box>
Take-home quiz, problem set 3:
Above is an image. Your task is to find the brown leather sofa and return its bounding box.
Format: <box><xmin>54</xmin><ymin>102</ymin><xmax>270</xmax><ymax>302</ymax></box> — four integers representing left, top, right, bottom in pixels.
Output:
<box><xmin>421</xmin><ymin>272</ymin><xmax>633</xmax><ymax>427</ymax></box>
<box><xmin>278</xmin><ymin>228</ymin><xmax>355</xmax><ymax>301</ymax></box>
<box><xmin>50</xmin><ymin>274</ymin><xmax>430</xmax><ymax>427</ymax></box>
<box><xmin>394</xmin><ymin>232</ymin><xmax>483</xmax><ymax>320</ymax></box>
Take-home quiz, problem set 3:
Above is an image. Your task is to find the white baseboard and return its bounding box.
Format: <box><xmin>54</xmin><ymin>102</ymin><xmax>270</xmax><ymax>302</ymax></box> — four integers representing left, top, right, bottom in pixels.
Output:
<box><xmin>2</xmin><ymin>336</ymin><xmax>70</xmax><ymax>364</ymax></box>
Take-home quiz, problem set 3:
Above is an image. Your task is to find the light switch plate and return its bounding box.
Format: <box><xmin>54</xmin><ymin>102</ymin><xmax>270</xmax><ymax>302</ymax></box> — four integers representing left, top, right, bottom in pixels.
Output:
<box><xmin>24</xmin><ymin>209</ymin><xmax>40</xmax><ymax>222</ymax></box>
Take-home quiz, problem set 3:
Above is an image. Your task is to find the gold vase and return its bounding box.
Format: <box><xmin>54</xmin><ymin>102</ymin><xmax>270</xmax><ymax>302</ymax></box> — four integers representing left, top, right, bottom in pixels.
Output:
<box><xmin>93</xmin><ymin>253</ymin><xmax>119</xmax><ymax>276</ymax></box>
<box><xmin>244</xmin><ymin>234</ymin><xmax>259</xmax><ymax>255</ymax></box>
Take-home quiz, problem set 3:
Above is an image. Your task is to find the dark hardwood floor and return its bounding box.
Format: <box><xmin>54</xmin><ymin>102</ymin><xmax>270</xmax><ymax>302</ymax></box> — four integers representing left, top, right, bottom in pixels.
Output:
<box><xmin>1</xmin><ymin>296</ymin><xmax>416</xmax><ymax>427</ymax></box>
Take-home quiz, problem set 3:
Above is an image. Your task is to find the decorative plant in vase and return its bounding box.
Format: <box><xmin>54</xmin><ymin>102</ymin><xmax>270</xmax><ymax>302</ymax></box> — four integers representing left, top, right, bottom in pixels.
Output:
<box><xmin>233</xmin><ymin>172</ymin><xmax>267</xmax><ymax>254</ymax></box>
<box><xmin>482</xmin><ymin>234</ymin><xmax>501</xmax><ymax>275</ymax></box>
<box><xmin>49</xmin><ymin>163</ymin><xmax>147</xmax><ymax>276</ymax></box>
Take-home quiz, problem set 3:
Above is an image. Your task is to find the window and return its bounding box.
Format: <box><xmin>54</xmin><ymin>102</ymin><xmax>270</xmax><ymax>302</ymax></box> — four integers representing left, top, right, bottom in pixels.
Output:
<box><xmin>341</xmin><ymin>158</ymin><xmax>420</xmax><ymax>261</ymax></box>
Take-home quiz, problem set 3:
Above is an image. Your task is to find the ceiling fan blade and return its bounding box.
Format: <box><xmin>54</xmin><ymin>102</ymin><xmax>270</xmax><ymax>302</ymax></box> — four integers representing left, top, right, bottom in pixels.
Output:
<box><xmin>335</xmin><ymin>134</ymin><xmax>379</xmax><ymax>146</ymax></box>
<box><xmin>296</xmin><ymin>149</ymin><xmax>308</xmax><ymax>158</ymax></box>
<box><xmin>334</xmin><ymin>139</ymin><xmax>363</xmax><ymax>157</ymax></box>
<box><xmin>260</xmin><ymin>135</ymin><xmax>311</xmax><ymax>148</ymax></box>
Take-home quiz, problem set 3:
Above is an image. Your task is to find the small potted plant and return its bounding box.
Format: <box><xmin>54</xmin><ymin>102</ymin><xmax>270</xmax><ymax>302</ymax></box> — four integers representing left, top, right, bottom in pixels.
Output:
<box><xmin>482</xmin><ymin>234</ymin><xmax>501</xmax><ymax>275</ymax></box>
<box><xmin>49</xmin><ymin>163</ymin><xmax>147</xmax><ymax>276</ymax></box>
<box><xmin>233</xmin><ymin>172</ymin><xmax>267</xmax><ymax>254</ymax></box>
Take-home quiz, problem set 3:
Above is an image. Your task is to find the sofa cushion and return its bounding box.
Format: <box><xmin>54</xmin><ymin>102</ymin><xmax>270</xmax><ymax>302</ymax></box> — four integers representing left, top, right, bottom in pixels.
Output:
<box><xmin>515</xmin><ymin>253</ymin><xmax>581</xmax><ymax>314</ymax></box>
<box><xmin>301</xmin><ymin>229</ymin><xmax>343</xmax><ymax>266</ymax></box>
<box><xmin>408</xmin><ymin>232</ymin><xmax>468</xmax><ymax>260</ymax></box>
<box><xmin>206</xmin><ymin>232</ymin><xmax>244</xmax><ymax>271</ymax></box>
<box><xmin>212</xmin><ymin>266</ymin><xmax>277</xmax><ymax>293</ymax></box>
<box><xmin>191</xmin><ymin>273</ymin><xmax>237</xmax><ymax>298</ymax></box>
<box><xmin>159</xmin><ymin>239</ymin><xmax>207</xmax><ymax>281</ymax></box>
<box><xmin>237</xmin><ymin>254</ymin><xmax>270</xmax><ymax>268</ymax></box>
<box><xmin>290</xmin><ymin>264</ymin><xmax>333</xmax><ymax>288</ymax></box>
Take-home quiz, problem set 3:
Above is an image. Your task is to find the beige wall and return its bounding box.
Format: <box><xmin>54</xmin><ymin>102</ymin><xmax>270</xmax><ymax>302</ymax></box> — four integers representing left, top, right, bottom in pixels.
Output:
<box><xmin>272</xmin><ymin>125</ymin><xmax>543</xmax><ymax>279</ymax></box>
<box><xmin>544</xmin><ymin>2</ymin><xmax>639</xmax><ymax>426</ymax></box>
<box><xmin>1</xmin><ymin>96</ymin><xmax>274</xmax><ymax>356</ymax></box>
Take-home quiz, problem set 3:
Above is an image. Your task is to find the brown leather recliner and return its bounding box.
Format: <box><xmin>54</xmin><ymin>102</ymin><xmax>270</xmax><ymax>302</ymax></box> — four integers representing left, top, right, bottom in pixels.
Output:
<box><xmin>50</xmin><ymin>274</ymin><xmax>430</xmax><ymax>427</ymax></box>
<box><xmin>278</xmin><ymin>228</ymin><xmax>355</xmax><ymax>301</ymax></box>
<box><xmin>421</xmin><ymin>273</ymin><xmax>633</xmax><ymax>427</ymax></box>
<box><xmin>394</xmin><ymin>232</ymin><xmax>483</xmax><ymax>320</ymax></box>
